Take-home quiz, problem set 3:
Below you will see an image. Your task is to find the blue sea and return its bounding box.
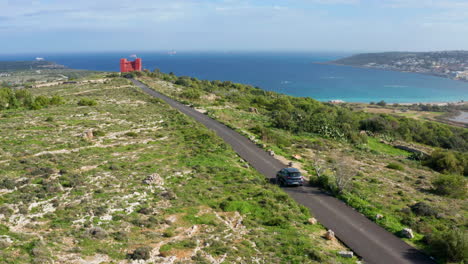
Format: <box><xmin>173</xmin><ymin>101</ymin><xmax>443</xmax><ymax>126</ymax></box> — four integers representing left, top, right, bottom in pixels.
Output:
<box><xmin>1</xmin><ymin>51</ymin><xmax>468</xmax><ymax>103</ymax></box>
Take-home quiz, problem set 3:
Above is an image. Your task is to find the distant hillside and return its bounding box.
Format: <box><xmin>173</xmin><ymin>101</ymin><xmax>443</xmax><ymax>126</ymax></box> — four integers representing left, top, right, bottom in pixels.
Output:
<box><xmin>0</xmin><ymin>61</ymin><xmax>100</xmax><ymax>85</ymax></box>
<box><xmin>329</xmin><ymin>51</ymin><xmax>468</xmax><ymax>81</ymax></box>
<box><xmin>0</xmin><ymin>60</ymin><xmax>66</xmax><ymax>71</ymax></box>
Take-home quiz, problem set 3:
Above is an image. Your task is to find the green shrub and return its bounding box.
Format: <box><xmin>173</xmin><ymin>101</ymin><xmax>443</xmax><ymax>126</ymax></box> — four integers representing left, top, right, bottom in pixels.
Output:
<box><xmin>376</xmin><ymin>100</ymin><xmax>387</xmax><ymax>106</ymax></box>
<box><xmin>125</xmin><ymin>132</ymin><xmax>138</xmax><ymax>137</ymax></box>
<box><xmin>87</xmin><ymin>227</ymin><xmax>107</xmax><ymax>239</ymax></box>
<box><xmin>49</xmin><ymin>95</ymin><xmax>65</xmax><ymax>105</ymax></box>
<box><xmin>15</xmin><ymin>89</ymin><xmax>33</xmax><ymax>107</ymax></box>
<box><xmin>424</xmin><ymin>150</ymin><xmax>465</xmax><ymax>175</ymax></box>
<box><xmin>426</xmin><ymin>229</ymin><xmax>467</xmax><ymax>263</ymax></box>
<box><xmin>92</xmin><ymin>130</ymin><xmax>105</xmax><ymax>137</ymax></box>
<box><xmin>122</xmin><ymin>72</ymin><xmax>136</xmax><ymax>79</ymax></box>
<box><xmin>77</xmin><ymin>98</ymin><xmax>97</xmax><ymax>106</ymax></box>
<box><xmin>386</xmin><ymin>163</ymin><xmax>404</xmax><ymax>171</ymax></box>
<box><xmin>160</xmin><ymin>240</ymin><xmax>197</xmax><ymax>255</ymax></box>
<box><xmin>432</xmin><ymin>174</ymin><xmax>466</xmax><ymax>198</ymax></box>
<box><xmin>112</xmin><ymin>231</ymin><xmax>128</xmax><ymax>242</ymax></box>
<box><xmin>30</xmin><ymin>96</ymin><xmax>50</xmax><ymax>110</ymax></box>
<box><xmin>180</xmin><ymin>89</ymin><xmax>201</xmax><ymax>99</ymax></box>
<box><xmin>163</xmin><ymin>229</ymin><xmax>175</xmax><ymax>237</ymax></box>
<box><xmin>205</xmin><ymin>240</ymin><xmax>229</xmax><ymax>256</ymax></box>
<box><xmin>0</xmin><ymin>87</ymin><xmax>67</xmax><ymax>111</ymax></box>
<box><xmin>313</xmin><ymin>174</ymin><xmax>334</xmax><ymax>192</ymax></box>
<box><xmin>149</xmin><ymin>98</ymin><xmax>164</xmax><ymax>104</ymax></box>
<box><xmin>410</xmin><ymin>202</ymin><xmax>437</xmax><ymax>217</ymax></box>
<box><xmin>0</xmin><ymin>178</ymin><xmax>16</xmax><ymax>189</ymax></box>
<box><xmin>128</xmin><ymin>246</ymin><xmax>152</xmax><ymax>260</ymax></box>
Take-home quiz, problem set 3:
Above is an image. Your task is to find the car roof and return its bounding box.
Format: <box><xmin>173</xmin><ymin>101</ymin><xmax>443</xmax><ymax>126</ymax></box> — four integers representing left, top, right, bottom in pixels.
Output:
<box><xmin>284</xmin><ymin>167</ymin><xmax>300</xmax><ymax>172</ymax></box>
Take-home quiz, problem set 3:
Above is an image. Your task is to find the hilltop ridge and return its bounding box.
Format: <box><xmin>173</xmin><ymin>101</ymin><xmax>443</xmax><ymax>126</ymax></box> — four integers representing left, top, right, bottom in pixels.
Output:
<box><xmin>329</xmin><ymin>51</ymin><xmax>468</xmax><ymax>81</ymax></box>
<box><xmin>0</xmin><ymin>61</ymin><xmax>66</xmax><ymax>72</ymax></box>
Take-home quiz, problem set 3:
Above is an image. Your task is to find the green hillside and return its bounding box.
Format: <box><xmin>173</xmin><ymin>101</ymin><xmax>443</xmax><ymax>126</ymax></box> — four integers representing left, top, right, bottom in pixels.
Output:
<box><xmin>138</xmin><ymin>71</ymin><xmax>467</xmax><ymax>263</ymax></box>
<box><xmin>0</xmin><ymin>61</ymin><xmax>65</xmax><ymax>72</ymax></box>
<box><xmin>0</xmin><ymin>76</ymin><xmax>352</xmax><ymax>263</ymax></box>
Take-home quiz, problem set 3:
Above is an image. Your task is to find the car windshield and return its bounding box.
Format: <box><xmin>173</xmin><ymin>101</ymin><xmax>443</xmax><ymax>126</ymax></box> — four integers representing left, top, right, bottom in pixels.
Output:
<box><xmin>289</xmin><ymin>172</ymin><xmax>301</xmax><ymax>177</ymax></box>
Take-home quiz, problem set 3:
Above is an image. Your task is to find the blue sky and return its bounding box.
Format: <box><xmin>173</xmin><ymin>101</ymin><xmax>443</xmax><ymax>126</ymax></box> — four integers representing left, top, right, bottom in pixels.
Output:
<box><xmin>1</xmin><ymin>0</ymin><xmax>467</xmax><ymax>53</ymax></box>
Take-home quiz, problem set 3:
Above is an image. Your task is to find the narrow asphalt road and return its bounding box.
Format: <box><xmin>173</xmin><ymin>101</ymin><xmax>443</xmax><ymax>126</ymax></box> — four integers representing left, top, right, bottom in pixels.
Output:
<box><xmin>132</xmin><ymin>79</ymin><xmax>436</xmax><ymax>264</ymax></box>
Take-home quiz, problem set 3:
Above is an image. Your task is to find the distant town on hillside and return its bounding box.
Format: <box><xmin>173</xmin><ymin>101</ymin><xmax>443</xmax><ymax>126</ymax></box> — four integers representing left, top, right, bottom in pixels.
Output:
<box><xmin>330</xmin><ymin>51</ymin><xmax>468</xmax><ymax>81</ymax></box>
<box><xmin>0</xmin><ymin>60</ymin><xmax>66</xmax><ymax>72</ymax></box>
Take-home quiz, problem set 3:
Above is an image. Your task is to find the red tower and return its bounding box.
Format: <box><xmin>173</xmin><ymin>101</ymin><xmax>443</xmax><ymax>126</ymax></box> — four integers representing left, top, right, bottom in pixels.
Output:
<box><xmin>120</xmin><ymin>58</ymin><xmax>142</xmax><ymax>72</ymax></box>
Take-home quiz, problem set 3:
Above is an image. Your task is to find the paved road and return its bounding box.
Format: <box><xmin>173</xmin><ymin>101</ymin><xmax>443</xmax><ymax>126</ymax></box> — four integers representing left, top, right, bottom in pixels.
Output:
<box><xmin>132</xmin><ymin>79</ymin><xmax>436</xmax><ymax>264</ymax></box>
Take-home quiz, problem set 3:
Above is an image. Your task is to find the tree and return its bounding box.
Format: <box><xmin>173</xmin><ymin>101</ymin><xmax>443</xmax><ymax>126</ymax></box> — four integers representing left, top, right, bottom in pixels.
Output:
<box><xmin>272</xmin><ymin>110</ymin><xmax>296</xmax><ymax>131</ymax></box>
<box><xmin>333</xmin><ymin>156</ymin><xmax>355</xmax><ymax>194</ymax></box>
<box><xmin>311</xmin><ymin>154</ymin><xmax>332</xmax><ymax>190</ymax></box>
<box><xmin>377</xmin><ymin>100</ymin><xmax>387</xmax><ymax>106</ymax></box>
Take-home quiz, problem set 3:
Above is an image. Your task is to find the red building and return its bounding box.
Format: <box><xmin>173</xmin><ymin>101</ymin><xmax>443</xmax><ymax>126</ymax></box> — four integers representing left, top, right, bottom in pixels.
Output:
<box><xmin>120</xmin><ymin>58</ymin><xmax>142</xmax><ymax>72</ymax></box>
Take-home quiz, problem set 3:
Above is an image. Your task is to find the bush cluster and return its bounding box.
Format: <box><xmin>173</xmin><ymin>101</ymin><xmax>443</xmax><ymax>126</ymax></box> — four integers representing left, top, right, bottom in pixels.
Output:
<box><xmin>386</xmin><ymin>162</ymin><xmax>405</xmax><ymax>171</ymax></box>
<box><xmin>0</xmin><ymin>87</ymin><xmax>65</xmax><ymax>110</ymax></box>
<box><xmin>77</xmin><ymin>98</ymin><xmax>97</xmax><ymax>106</ymax></box>
<box><xmin>142</xmin><ymin>71</ymin><xmax>468</xmax><ymax>152</ymax></box>
<box><xmin>424</xmin><ymin>149</ymin><xmax>467</xmax><ymax>176</ymax></box>
<box><xmin>432</xmin><ymin>174</ymin><xmax>466</xmax><ymax>198</ymax></box>
<box><xmin>127</xmin><ymin>246</ymin><xmax>152</xmax><ymax>260</ymax></box>
<box><xmin>425</xmin><ymin>229</ymin><xmax>467</xmax><ymax>263</ymax></box>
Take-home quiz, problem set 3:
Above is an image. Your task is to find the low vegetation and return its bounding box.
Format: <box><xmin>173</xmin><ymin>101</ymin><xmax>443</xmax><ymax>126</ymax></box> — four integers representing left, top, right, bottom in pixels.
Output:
<box><xmin>138</xmin><ymin>70</ymin><xmax>468</xmax><ymax>263</ymax></box>
<box><xmin>0</xmin><ymin>87</ymin><xmax>65</xmax><ymax>110</ymax></box>
<box><xmin>0</xmin><ymin>76</ymin><xmax>353</xmax><ymax>263</ymax></box>
<box><xmin>432</xmin><ymin>174</ymin><xmax>467</xmax><ymax>198</ymax></box>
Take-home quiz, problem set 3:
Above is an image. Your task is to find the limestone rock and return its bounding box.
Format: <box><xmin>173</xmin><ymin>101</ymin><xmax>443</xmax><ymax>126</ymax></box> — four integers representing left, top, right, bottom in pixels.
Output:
<box><xmin>165</xmin><ymin>215</ymin><xmax>177</xmax><ymax>225</ymax></box>
<box><xmin>0</xmin><ymin>235</ymin><xmax>13</xmax><ymax>246</ymax></box>
<box><xmin>308</xmin><ymin>218</ymin><xmax>317</xmax><ymax>225</ymax></box>
<box><xmin>338</xmin><ymin>251</ymin><xmax>354</xmax><ymax>258</ymax></box>
<box><xmin>401</xmin><ymin>228</ymin><xmax>414</xmax><ymax>239</ymax></box>
<box><xmin>325</xmin><ymin>229</ymin><xmax>335</xmax><ymax>240</ymax></box>
<box><xmin>143</xmin><ymin>173</ymin><xmax>164</xmax><ymax>185</ymax></box>
<box><xmin>83</xmin><ymin>130</ymin><xmax>94</xmax><ymax>140</ymax></box>
<box><xmin>292</xmin><ymin>154</ymin><xmax>302</xmax><ymax>160</ymax></box>
<box><xmin>249</xmin><ymin>107</ymin><xmax>258</xmax><ymax>113</ymax></box>
<box><xmin>376</xmin><ymin>214</ymin><xmax>384</xmax><ymax>220</ymax></box>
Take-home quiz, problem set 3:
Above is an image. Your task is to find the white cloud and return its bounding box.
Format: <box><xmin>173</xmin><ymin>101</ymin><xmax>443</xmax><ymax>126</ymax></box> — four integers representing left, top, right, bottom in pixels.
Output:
<box><xmin>0</xmin><ymin>0</ymin><xmax>467</xmax><ymax>52</ymax></box>
<box><xmin>385</xmin><ymin>0</ymin><xmax>468</xmax><ymax>9</ymax></box>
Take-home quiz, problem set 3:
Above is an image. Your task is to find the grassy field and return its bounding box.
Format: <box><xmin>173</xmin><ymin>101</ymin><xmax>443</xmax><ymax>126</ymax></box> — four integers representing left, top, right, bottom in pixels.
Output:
<box><xmin>0</xmin><ymin>77</ymin><xmax>355</xmax><ymax>263</ymax></box>
<box><xmin>0</xmin><ymin>69</ymin><xmax>99</xmax><ymax>86</ymax></box>
<box><xmin>139</xmin><ymin>75</ymin><xmax>467</xmax><ymax>263</ymax></box>
<box><xmin>360</xmin><ymin>105</ymin><xmax>468</xmax><ymax>128</ymax></box>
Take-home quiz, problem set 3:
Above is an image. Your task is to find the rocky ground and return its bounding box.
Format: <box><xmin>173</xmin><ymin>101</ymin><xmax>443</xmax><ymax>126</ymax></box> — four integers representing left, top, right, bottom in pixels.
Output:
<box><xmin>0</xmin><ymin>77</ymin><xmax>354</xmax><ymax>263</ymax></box>
<box><xmin>139</xmin><ymin>75</ymin><xmax>467</xmax><ymax>258</ymax></box>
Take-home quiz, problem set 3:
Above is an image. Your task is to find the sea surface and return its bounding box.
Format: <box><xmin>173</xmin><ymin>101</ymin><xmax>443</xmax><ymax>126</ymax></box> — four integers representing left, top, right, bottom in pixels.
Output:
<box><xmin>1</xmin><ymin>51</ymin><xmax>468</xmax><ymax>103</ymax></box>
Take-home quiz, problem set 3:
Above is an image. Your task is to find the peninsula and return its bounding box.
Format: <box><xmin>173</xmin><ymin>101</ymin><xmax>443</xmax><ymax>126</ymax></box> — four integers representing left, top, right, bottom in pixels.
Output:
<box><xmin>329</xmin><ymin>51</ymin><xmax>468</xmax><ymax>81</ymax></box>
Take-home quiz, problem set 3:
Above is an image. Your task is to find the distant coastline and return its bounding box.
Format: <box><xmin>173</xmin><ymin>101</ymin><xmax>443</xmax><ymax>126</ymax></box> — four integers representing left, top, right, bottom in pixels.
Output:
<box><xmin>319</xmin><ymin>61</ymin><xmax>468</xmax><ymax>83</ymax></box>
<box><xmin>323</xmin><ymin>51</ymin><xmax>468</xmax><ymax>83</ymax></box>
<box><xmin>329</xmin><ymin>99</ymin><xmax>467</xmax><ymax>106</ymax></box>
<box><xmin>2</xmin><ymin>52</ymin><xmax>468</xmax><ymax>104</ymax></box>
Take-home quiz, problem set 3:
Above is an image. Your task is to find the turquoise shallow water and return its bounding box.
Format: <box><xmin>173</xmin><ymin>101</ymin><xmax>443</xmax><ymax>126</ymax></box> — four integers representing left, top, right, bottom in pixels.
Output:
<box><xmin>1</xmin><ymin>52</ymin><xmax>467</xmax><ymax>103</ymax></box>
